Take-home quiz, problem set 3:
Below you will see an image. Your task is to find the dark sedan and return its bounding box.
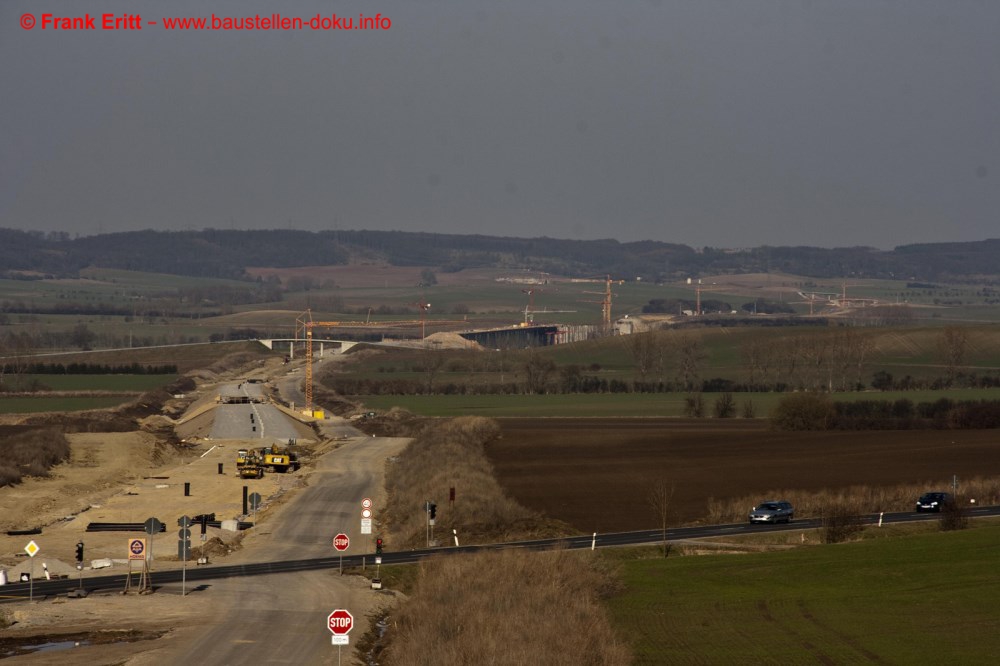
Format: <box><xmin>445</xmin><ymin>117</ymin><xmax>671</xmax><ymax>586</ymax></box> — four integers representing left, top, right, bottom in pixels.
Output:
<box><xmin>915</xmin><ymin>492</ymin><xmax>954</xmax><ymax>512</ymax></box>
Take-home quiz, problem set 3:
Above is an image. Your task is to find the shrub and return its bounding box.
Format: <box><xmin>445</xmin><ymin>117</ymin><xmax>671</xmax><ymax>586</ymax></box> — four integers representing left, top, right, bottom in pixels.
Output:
<box><xmin>940</xmin><ymin>499</ymin><xmax>969</xmax><ymax>531</ymax></box>
<box><xmin>821</xmin><ymin>504</ymin><xmax>865</xmax><ymax>544</ymax></box>
<box><xmin>770</xmin><ymin>392</ymin><xmax>835</xmax><ymax>430</ymax></box>
<box><xmin>683</xmin><ymin>393</ymin><xmax>705</xmax><ymax>418</ymax></box>
<box><xmin>0</xmin><ymin>466</ymin><xmax>20</xmax><ymax>487</ymax></box>
<box><xmin>714</xmin><ymin>392</ymin><xmax>736</xmax><ymax>418</ymax></box>
<box><xmin>0</xmin><ymin>428</ymin><xmax>71</xmax><ymax>487</ymax></box>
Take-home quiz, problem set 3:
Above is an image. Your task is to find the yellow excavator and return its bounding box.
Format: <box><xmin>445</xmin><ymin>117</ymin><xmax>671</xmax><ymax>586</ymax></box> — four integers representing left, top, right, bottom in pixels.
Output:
<box><xmin>259</xmin><ymin>443</ymin><xmax>299</xmax><ymax>473</ymax></box>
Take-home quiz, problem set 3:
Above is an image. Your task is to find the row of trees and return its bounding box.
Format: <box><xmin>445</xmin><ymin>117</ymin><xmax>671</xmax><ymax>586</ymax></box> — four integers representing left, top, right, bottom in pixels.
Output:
<box><xmin>771</xmin><ymin>393</ymin><xmax>1000</xmax><ymax>430</ymax></box>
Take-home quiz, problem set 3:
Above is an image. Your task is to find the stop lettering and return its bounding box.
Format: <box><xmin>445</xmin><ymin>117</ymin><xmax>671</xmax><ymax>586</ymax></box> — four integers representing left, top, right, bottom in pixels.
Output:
<box><xmin>328</xmin><ymin>609</ymin><xmax>353</xmax><ymax>635</ymax></box>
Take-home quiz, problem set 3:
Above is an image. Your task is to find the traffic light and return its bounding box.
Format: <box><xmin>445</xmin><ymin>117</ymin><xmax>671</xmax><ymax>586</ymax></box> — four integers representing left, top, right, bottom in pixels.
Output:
<box><xmin>376</xmin><ymin>537</ymin><xmax>383</xmax><ymax>554</ymax></box>
<box><xmin>429</xmin><ymin>503</ymin><xmax>437</xmax><ymax>520</ymax></box>
<box><xmin>75</xmin><ymin>541</ymin><xmax>84</xmax><ymax>563</ymax></box>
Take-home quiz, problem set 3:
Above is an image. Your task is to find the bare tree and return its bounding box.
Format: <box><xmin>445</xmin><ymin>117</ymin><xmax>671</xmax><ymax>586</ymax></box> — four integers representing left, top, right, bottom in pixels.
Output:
<box><xmin>70</xmin><ymin>322</ymin><xmax>97</xmax><ymax>350</ymax></box>
<box><xmin>848</xmin><ymin>329</ymin><xmax>875</xmax><ymax>389</ymax></box>
<box><xmin>418</xmin><ymin>343</ymin><xmax>447</xmax><ymax>393</ymax></box>
<box><xmin>522</xmin><ymin>349</ymin><xmax>556</xmax><ymax>394</ymax></box>
<box><xmin>1</xmin><ymin>332</ymin><xmax>35</xmax><ymax>391</ymax></box>
<box><xmin>683</xmin><ymin>393</ymin><xmax>705</xmax><ymax>417</ymax></box>
<box><xmin>648</xmin><ymin>480</ymin><xmax>675</xmax><ymax>558</ymax></box>
<box><xmin>741</xmin><ymin>339</ymin><xmax>767</xmax><ymax>387</ymax></box>
<box><xmin>937</xmin><ymin>326</ymin><xmax>969</xmax><ymax>386</ymax></box>
<box><xmin>624</xmin><ymin>332</ymin><xmax>658</xmax><ymax>381</ymax></box>
<box><xmin>676</xmin><ymin>334</ymin><xmax>707</xmax><ymax>391</ymax></box>
<box><xmin>0</xmin><ymin>335</ymin><xmax>6</xmax><ymax>389</ymax></box>
<box><xmin>714</xmin><ymin>392</ymin><xmax>736</xmax><ymax>418</ymax></box>
<box><xmin>777</xmin><ymin>335</ymin><xmax>804</xmax><ymax>388</ymax></box>
<box><xmin>799</xmin><ymin>335</ymin><xmax>829</xmax><ymax>391</ymax></box>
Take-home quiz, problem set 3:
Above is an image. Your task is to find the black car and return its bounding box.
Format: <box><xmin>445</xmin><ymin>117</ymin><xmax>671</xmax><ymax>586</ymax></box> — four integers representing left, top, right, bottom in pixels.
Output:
<box><xmin>915</xmin><ymin>492</ymin><xmax>954</xmax><ymax>512</ymax></box>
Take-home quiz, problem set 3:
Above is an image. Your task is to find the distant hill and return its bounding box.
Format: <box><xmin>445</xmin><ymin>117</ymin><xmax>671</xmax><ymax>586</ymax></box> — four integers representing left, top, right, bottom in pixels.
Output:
<box><xmin>2</xmin><ymin>228</ymin><xmax>999</xmax><ymax>283</ymax></box>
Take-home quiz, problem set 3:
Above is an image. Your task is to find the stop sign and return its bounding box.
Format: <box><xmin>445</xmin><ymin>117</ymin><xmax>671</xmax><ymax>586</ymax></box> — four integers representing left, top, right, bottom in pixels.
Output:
<box><xmin>333</xmin><ymin>533</ymin><xmax>350</xmax><ymax>551</ymax></box>
<box><xmin>328</xmin><ymin>609</ymin><xmax>353</xmax><ymax>635</ymax></box>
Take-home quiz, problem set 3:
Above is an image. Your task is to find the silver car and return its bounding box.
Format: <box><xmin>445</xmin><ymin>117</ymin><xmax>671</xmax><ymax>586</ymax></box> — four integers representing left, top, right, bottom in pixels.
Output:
<box><xmin>748</xmin><ymin>500</ymin><xmax>794</xmax><ymax>524</ymax></box>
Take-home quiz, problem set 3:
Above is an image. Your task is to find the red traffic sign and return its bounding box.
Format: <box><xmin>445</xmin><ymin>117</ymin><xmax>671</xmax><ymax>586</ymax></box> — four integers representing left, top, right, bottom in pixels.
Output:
<box><xmin>333</xmin><ymin>533</ymin><xmax>350</xmax><ymax>552</ymax></box>
<box><xmin>328</xmin><ymin>609</ymin><xmax>354</xmax><ymax>635</ymax></box>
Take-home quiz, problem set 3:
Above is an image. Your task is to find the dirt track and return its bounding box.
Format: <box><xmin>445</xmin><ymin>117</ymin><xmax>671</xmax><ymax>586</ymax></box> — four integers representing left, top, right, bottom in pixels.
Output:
<box><xmin>490</xmin><ymin>418</ymin><xmax>1000</xmax><ymax>531</ymax></box>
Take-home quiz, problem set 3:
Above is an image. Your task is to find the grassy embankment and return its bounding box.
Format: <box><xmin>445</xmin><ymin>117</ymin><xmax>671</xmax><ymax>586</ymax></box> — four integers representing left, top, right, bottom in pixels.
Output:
<box><xmin>605</xmin><ymin>523</ymin><xmax>1000</xmax><ymax>663</ymax></box>
<box><xmin>377</xmin><ymin>549</ymin><xmax>630</xmax><ymax>666</ymax></box>
<box><xmin>367</xmin><ymin>415</ymin><xmax>627</xmax><ymax>664</ymax></box>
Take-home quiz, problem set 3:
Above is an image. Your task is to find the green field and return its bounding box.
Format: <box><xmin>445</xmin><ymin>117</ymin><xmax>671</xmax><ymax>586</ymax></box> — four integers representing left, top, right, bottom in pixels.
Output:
<box><xmin>0</xmin><ymin>396</ymin><xmax>133</xmax><ymax>413</ymax></box>
<box><xmin>19</xmin><ymin>374</ymin><xmax>178</xmax><ymax>391</ymax></box>
<box><xmin>606</xmin><ymin>524</ymin><xmax>1000</xmax><ymax>663</ymax></box>
<box><xmin>356</xmin><ymin>388</ymin><xmax>1000</xmax><ymax>417</ymax></box>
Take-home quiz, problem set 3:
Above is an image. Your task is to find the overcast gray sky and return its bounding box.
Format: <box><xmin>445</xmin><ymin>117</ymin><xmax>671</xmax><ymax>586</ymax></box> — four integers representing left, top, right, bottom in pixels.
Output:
<box><xmin>2</xmin><ymin>1</ymin><xmax>997</xmax><ymax>249</ymax></box>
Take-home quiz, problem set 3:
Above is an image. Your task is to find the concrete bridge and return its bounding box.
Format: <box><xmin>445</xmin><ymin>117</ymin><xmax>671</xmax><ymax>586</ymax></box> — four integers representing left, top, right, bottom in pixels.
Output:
<box><xmin>256</xmin><ymin>339</ymin><xmax>359</xmax><ymax>358</ymax></box>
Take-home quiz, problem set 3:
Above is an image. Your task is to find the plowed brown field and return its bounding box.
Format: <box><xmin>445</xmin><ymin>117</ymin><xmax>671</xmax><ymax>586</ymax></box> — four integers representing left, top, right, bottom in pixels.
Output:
<box><xmin>489</xmin><ymin>418</ymin><xmax>1000</xmax><ymax>531</ymax></box>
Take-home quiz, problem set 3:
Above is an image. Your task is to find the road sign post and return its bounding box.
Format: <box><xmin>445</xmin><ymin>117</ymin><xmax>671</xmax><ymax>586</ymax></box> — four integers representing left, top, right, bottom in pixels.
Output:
<box><xmin>24</xmin><ymin>540</ymin><xmax>39</xmax><ymax>601</ymax></box>
<box><xmin>143</xmin><ymin>517</ymin><xmax>162</xmax><ymax>569</ymax></box>
<box><xmin>178</xmin><ymin>516</ymin><xmax>192</xmax><ymax>596</ymax></box>
<box><xmin>75</xmin><ymin>540</ymin><xmax>84</xmax><ymax>589</ymax></box>
<box><xmin>248</xmin><ymin>492</ymin><xmax>262</xmax><ymax>523</ymax></box>
<box><xmin>328</xmin><ymin>609</ymin><xmax>353</xmax><ymax>665</ymax></box>
<box><xmin>124</xmin><ymin>538</ymin><xmax>151</xmax><ymax>594</ymax></box>
<box><xmin>333</xmin><ymin>532</ymin><xmax>349</xmax><ymax>574</ymax></box>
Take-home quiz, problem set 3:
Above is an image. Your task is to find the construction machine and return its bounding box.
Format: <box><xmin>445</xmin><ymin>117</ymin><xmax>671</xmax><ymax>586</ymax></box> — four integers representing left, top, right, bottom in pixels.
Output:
<box><xmin>260</xmin><ymin>443</ymin><xmax>299</xmax><ymax>473</ymax></box>
<box><xmin>236</xmin><ymin>448</ymin><xmax>264</xmax><ymax>479</ymax></box>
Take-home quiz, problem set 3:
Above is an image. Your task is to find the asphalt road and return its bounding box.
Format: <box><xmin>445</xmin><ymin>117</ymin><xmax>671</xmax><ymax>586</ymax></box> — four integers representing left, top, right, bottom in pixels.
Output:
<box><xmin>151</xmin><ymin>434</ymin><xmax>407</xmax><ymax>665</ymax></box>
<box><xmin>209</xmin><ymin>382</ymin><xmax>302</xmax><ymax>442</ymax></box>
<box><xmin>9</xmin><ymin>505</ymin><xmax>999</xmax><ymax>599</ymax></box>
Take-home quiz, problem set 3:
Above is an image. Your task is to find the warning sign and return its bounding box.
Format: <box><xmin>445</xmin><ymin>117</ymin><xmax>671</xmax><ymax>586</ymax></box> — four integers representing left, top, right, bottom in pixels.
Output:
<box><xmin>128</xmin><ymin>538</ymin><xmax>147</xmax><ymax>561</ymax></box>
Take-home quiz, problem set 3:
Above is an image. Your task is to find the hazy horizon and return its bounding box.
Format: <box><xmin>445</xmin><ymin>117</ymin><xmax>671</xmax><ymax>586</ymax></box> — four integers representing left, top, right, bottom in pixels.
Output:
<box><xmin>3</xmin><ymin>1</ymin><xmax>997</xmax><ymax>249</ymax></box>
<box><xmin>8</xmin><ymin>224</ymin><xmax>999</xmax><ymax>253</ymax></box>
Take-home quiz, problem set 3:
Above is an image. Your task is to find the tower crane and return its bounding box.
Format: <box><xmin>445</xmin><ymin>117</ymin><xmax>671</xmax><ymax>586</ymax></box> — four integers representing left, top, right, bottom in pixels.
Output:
<box><xmin>580</xmin><ymin>275</ymin><xmax>621</xmax><ymax>328</ymax></box>
<box><xmin>408</xmin><ymin>300</ymin><xmax>432</xmax><ymax>339</ymax></box>
<box><xmin>521</xmin><ymin>287</ymin><xmax>543</xmax><ymax>324</ymax></box>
